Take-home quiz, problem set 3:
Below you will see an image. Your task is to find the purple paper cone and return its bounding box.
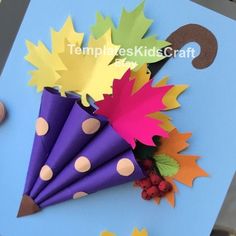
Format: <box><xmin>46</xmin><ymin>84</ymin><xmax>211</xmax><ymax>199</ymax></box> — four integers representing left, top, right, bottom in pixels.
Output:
<box><xmin>39</xmin><ymin>150</ymin><xmax>145</xmax><ymax>208</ymax></box>
<box><xmin>30</xmin><ymin>102</ymin><xmax>107</xmax><ymax>198</ymax></box>
<box><xmin>35</xmin><ymin>125</ymin><xmax>130</xmax><ymax>204</ymax></box>
<box><xmin>23</xmin><ymin>88</ymin><xmax>77</xmax><ymax>195</ymax></box>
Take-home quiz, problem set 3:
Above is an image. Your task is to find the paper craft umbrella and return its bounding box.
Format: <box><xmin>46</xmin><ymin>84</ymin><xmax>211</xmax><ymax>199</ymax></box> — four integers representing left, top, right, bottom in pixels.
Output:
<box><xmin>18</xmin><ymin>69</ymin><xmax>175</xmax><ymax>216</ymax></box>
<box><xmin>18</xmin><ymin>2</ymin><xmax>217</xmax><ymax>217</ymax></box>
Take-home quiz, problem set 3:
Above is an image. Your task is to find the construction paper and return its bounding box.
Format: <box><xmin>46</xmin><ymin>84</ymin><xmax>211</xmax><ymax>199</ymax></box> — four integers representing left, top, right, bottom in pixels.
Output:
<box><xmin>0</xmin><ymin>0</ymin><xmax>235</xmax><ymax>236</ymax></box>
<box><xmin>29</xmin><ymin>102</ymin><xmax>107</xmax><ymax>198</ymax></box>
<box><xmin>149</xmin><ymin>24</ymin><xmax>218</xmax><ymax>76</ymax></box>
<box><xmin>155</xmin><ymin>77</ymin><xmax>188</xmax><ymax>111</ymax></box>
<box><xmin>34</xmin><ymin>124</ymin><xmax>131</xmax><ymax>204</ymax></box>
<box><xmin>96</xmin><ymin>69</ymin><xmax>172</xmax><ymax>148</ymax></box>
<box><xmin>25</xmin><ymin>17</ymin><xmax>129</xmax><ymax>107</ymax></box>
<box><xmin>38</xmin><ymin>150</ymin><xmax>144</xmax><ymax>208</ymax></box>
<box><xmin>25</xmin><ymin>16</ymin><xmax>83</xmax><ymax>91</ymax></box>
<box><xmin>23</xmin><ymin>88</ymin><xmax>77</xmax><ymax>195</ymax></box>
<box><xmin>166</xmin><ymin>24</ymin><xmax>218</xmax><ymax>69</ymax></box>
<box><xmin>133</xmin><ymin>74</ymin><xmax>188</xmax><ymax>111</ymax></box>
<box><xmin>58</xmin><ymin>30</ymin><xmax>130</xmax><ymax>107</ymax></box>
<box><xmin>157</xmin><ymin>78</ymin><xmax>187</xmax><ymax>130</ymax></box>
<box><xmin>25</xmin><ymin>40</ymin><xmax>66</xmax><ymax>91</ymax></box>
<box><xmin>149</xmin><ymin>112</ymin><xmax>174</xmax><ymax>132</ymax></box>
<box><xmin>131</xmin><ymin>64</ymin><xmax>151</xmax><ymax>93</ymax></box>
<box><xmin>101</xmin><ymin>228</ymin><xmax>148</xmax><ymax>236</ymax></box>
<box><xmin>154</xmin><ymin>129</ymin><xmax>208</xmax><ymax>206</ymax></box>
<box><xmin>91</xmin><ymin>2</ymin><xmax>169</xmax><ymax>69</ymax></box>
<box><xmin>148</xmin><ymin>24</ymin><xmax>218</xmax><ymax>76</ymax></box>
<box><xmin>17</xmin><ymin>195</ymin><xmax>40</xmax><ymax>217</ymax></box>
<box><xmin>131</xmin><ymin>228</ymin><xmax>148</xmax><ymax>236</ymax></box>
<box><xmin>0</xmin><ymin>101</ymin><xmax>6</xmax><ymax>123</ymax></box>
<box><xmin>101</xmin><ymin>232</ymin><xmax>116</xmax><ymax>236</ymax></box>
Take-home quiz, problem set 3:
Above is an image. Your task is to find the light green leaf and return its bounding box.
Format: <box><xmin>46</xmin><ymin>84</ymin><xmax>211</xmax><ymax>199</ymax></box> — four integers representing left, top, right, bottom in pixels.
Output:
<box><xmin>91</xmin><ymin>2</ymin><xmax>170</xmax><ymax>68</ymax></box>
<box><xmin>154</xmin><ymin>154</ymin><xmax>180</xmax><ymax>177</ymax></box>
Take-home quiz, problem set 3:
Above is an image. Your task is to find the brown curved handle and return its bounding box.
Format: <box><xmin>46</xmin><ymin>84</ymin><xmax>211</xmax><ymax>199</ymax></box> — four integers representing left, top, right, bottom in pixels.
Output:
<box><xmin>149</xmin><ymin>24</ymin><xmax>218</xmax><ymax>76</ymax></box>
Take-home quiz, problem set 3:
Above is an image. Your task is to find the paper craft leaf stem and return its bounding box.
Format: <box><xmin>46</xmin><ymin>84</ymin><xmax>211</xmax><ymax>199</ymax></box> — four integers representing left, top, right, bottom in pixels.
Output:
<box><xmin>91</xmin><ymin>2</ymin><xmax>169</xmax><ymax>68</ymax></box>
<box><xmin>95</xmin><ymin>69</ymin><xmax>173</xmax><ymax>148</ymax></box>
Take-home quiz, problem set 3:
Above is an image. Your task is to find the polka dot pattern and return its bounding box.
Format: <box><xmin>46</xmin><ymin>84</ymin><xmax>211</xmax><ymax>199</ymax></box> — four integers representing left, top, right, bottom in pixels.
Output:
<box><xmin>74</xmin><ymin>156</ymin><xmax>91</xmax><ymax>173</ymax></box>
<box><xmin>0</xmin><ymin>102</ymin><xmax>6</xmax><ymax>124</ymax></box>
<box><xmin>73</xmin><ymin>191</ymin><xmax>88</xmax><ymax>200</ymax></box>
<box><xmin>36</xmin><ymin>117</ymin><xmax>49</xmax><ymax>136</ymax></box>
<box><xmin>116</xmin><ymin>158</ymin><xmax>135</xmax><ymax>176</ymax></box>
<box><xmin>82</xmin><ymin>118</ymin><xmax>101</xmax><ymax>134</ymax></box>
<box><xmin>40</xmin><ymin>165</ymin><xmax>53</xmax><ymax>181</ymax></box>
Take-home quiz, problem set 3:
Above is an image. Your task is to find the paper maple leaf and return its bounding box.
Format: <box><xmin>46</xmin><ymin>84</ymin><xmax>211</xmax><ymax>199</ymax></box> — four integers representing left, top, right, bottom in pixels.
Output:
<box><xmin>25</xmin><ymin>16</ymin><xmax>84</xmax><ymax>92</ymax></box>
<box><xmin>25</xmin><ymin>17</ymin><xmax>129</xmax><ymax>107</ymax></box>
<box><xmin>101</xmin><ymin>232</ymin><xmax>116</xmax><ymax>236</ymax></box>
<box><xmin>154</xmin><ymin>128</ymin><xmax>208</xmax><ymax>207</ymax></box>
<box><xmin>91</xmin><ymin>2</ymin><xmax>169</xmax><ymax>69</ymax></box>
<box><xmin>131</xmin><ymin>67</ymin><xmax>188</xmax><ymax>132</ymax></box>
<box><xmin>95</xmin><ymin>69</ymin><xmax>172</xmax><ymax>148</ymax></box>
<box><xmin>57</xmin><ymin>30</ymin><xmax>129</xmax><ymax>106</ymax></box>
<box><xmin>101</xmin><ymin>228</ymin><xmax>148</xmax><ymax>236</ymax></box>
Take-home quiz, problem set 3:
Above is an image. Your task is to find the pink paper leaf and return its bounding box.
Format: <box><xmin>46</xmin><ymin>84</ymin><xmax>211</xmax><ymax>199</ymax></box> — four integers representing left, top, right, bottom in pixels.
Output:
<box><xmin>95</xmin><ymin>69</ymin><xmax>173</xmax><ymax>148</ymax></box>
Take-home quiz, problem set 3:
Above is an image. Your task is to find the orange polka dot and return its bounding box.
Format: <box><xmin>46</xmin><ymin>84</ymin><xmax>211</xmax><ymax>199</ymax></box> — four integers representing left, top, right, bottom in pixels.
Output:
<box><xmin>40</xmin><ymin>165</ymin><xmax>53</xmax><ymax>181</ymax></box>
<box><xmin>82</xmin><ymin>118</ymin><xmax>101</xmax><ymax>134</ymax></box>
<box><xmin>73</xmin><ymin>191</ymin><xmax>88</xmax><ymax>200</ymax></box>
<box><xmin>36</xmin><ymin>117</ymin><xmax>49</xmax><ymax>136</ymax></box>
<box><xmin>116</xmin><ymin>158</ymin><xmax>135</xmax><ymax>176</ymax></box>
<box><xmin>0</xmin><ymin>102</ymin><xmax>6</xmax><ymax>124</ymax></box>
<box><xmin>74</xmin><ymin>156</ymin><xmax>91</xmax><ymax>173</ymax></box>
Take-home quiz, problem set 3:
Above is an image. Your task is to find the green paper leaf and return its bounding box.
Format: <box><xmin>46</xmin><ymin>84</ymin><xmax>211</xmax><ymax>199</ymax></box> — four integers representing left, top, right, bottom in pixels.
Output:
<box><xmin>91</xmin><ymin>2</ymin><xmax>170</xmax><ymax>68</ymax></box>
<box><xmin>154</xmin><ymin>154</ymin><xmax>180</xmax><ymax>177</ymax></box>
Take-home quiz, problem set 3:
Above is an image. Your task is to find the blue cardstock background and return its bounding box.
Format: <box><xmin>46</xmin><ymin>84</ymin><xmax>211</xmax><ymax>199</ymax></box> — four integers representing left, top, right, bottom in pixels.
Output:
<box><xmin>0</xmin><ymin>0</ymin><xmax>236</xmax><ymax>235</ymax></box>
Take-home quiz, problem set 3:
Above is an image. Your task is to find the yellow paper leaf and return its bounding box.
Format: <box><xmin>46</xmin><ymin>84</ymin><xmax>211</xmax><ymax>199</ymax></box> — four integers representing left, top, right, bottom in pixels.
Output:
<box><xmin>25</xmin><ymin>40</ymin><xmax>66</xmax><ymax>91</ymax></box>
<box><xmin>130</xmin><ymin>74</ymin><xmax>182</xmax><ymax>132</ymax></box>
<box><xmin>100</xmin><ymin>232</ymin><xmax>116</xmax><ymax>236</ymax></box>
<box><xmin>156</xmin><ymin>77</ymin><xmax>188</xmax><ymax>110</ymax></box>
<box><xmin>25</xmin><ymin>16</ymin><xmax>84</xmax><ymax>92</ymax></box>
<box><xmin>155</xmin><ymin>129</ymin><xmax>208</xmax><ymax>206</ymax></box>
<box><xmin>131</xmin><ymin>64</ymin><xmax>151</xmax><ymax>93</ymax></box>
<box><xmin>51</xmin><ymin>16</ymin><xmax>84</xmax><ymax>54</ymax></box>
<box><xmin>100</xmin><ymin>228</ymin><xmax>148</xmax><ymax>236</ymax></box>
<box><xmin>149</xmin><ymin>112</ymin><xmax>175</xmax><ymax>132</ymax></box>
<box><xmin>58</xmin><ymin>30</ymin><xmax>130</xmax><ymax>106</ymax></box>
<box><xmin>132</xmin><ymin>228</ymin><xmax>148</xmax><ymax>236</ymax></box>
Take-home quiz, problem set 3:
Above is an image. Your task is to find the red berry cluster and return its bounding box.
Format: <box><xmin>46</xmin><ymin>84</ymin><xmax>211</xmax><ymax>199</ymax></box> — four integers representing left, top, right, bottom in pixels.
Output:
<box><xmin>136</xmin><ymin>159</ymin><xmax>172</xmax><ymax>201</ymax></box>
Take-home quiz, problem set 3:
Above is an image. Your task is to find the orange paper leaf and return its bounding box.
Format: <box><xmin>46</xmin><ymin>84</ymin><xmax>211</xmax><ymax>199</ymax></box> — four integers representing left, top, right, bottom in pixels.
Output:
<box><xmin>155</xmin><ymin>128</ymin><xmax>208</xmax><ymax>206</ymax></box>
